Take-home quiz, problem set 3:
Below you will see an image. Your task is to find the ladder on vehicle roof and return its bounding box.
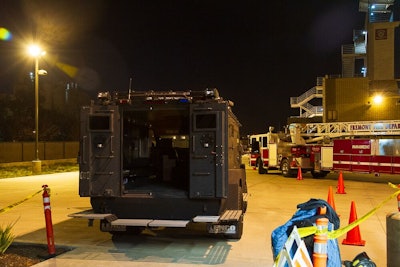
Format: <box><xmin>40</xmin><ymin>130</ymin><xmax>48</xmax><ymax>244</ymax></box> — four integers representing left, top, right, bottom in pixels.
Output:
<box><xmin>290</xmin><ymin>120</ymin><xmax>400</xmax><ymax>138</ymax></box>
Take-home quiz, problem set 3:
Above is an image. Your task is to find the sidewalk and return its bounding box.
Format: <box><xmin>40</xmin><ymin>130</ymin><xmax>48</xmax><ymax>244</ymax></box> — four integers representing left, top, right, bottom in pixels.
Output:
<box><xmin>1</xmin><ymin>170</ymin><xmax>399</xmax><ymax>266</ymax></box>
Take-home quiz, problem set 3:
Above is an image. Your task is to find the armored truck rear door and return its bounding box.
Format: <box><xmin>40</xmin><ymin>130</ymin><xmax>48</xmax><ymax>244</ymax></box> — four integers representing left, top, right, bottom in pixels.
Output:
<box><xmin>79</xmin><ymin>105</ymin><xmax>121</xmax><ymax>197</ymax></box>
<box><xmin>189</xmin><ymin>104</ymin><xmax>227</xmax><ymax>198</ymax></box>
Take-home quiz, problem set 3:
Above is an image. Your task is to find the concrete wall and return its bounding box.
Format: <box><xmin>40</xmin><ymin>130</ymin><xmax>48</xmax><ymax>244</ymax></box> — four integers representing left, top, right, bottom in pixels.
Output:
<box><xmin>0</xmin><ymin>141</ymin><xmax>79</xmax><ymax>163</ymax></box>
<box><xmin>368</xmin><ymin>21</ymin><xmax>400</xmax><ymax>81</ymax></box>
<box><xmin>324</xmin><ymin>77</ymin><xmax>400</xmax><ymax>122</ymax></box>
<box><xmin>324</xmin><ymin>77</ymin><xmax>369</xmax><ymax>122</ymax></box>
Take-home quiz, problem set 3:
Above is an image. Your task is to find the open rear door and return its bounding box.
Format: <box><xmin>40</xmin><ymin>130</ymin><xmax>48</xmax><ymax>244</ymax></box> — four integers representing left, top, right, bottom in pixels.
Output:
<box><xmin>79</xmin><ymin>105</ymin><xmax>121</xmax><ymax>197</ymax></box>
<box><xmin>189</xmin><ymin>103</ymin><xmax>227</xmax><ymax>198</ymax></box>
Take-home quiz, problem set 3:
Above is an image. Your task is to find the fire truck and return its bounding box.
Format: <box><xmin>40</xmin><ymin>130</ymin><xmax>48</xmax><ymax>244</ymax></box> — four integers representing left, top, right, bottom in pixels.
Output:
<box><xmin>70</xmin><ymin>89</ymin><xmax>247</xmax><ymax>239</ymax></box>
<box><xmin>249</xmin><ymin>126</ymin><xmax>330</xmax><ymax>177</ymax></box>
<box><xmin>250</xmin><ymin>120</ymin><xmax>400</xmax><ymax>177</ymax></box>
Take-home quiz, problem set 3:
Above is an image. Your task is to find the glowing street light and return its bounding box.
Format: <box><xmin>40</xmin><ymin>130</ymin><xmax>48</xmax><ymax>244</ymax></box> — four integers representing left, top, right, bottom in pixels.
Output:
<box><xmin>28</xmin><ymin>44</ymin><xmax>46</xmax><ymax>173</ymax></box>
<box><xmin>373</xmin><ymin>94</ymin><xmax>383</xmax><ymax>105</ymax></box>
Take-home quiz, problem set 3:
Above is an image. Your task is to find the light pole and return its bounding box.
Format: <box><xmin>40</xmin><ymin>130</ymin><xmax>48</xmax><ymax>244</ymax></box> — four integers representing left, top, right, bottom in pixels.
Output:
<box><xmin>28</xmin><ymin>45</ymin><xmax>46</xmax><ymax>174</ymax></box>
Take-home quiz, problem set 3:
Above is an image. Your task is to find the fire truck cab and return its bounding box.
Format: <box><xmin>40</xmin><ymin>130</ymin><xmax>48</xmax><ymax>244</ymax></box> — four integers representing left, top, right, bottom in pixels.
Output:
<box><xmin>249</xmin><ymin>127</ymin><xmax>331</xmax><ymax>178</ymax></box>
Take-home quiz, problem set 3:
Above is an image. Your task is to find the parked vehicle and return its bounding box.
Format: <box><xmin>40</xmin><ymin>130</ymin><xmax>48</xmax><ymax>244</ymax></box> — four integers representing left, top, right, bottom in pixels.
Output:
<box><xmin>249</xmin><ymin>120</ymin><xmax>400</xmax><ymax>177</ymax></box>
<box><xmin>70</xmin><ymin>89</ymin><xmax>247</xmax><ymax>239</ymax></box>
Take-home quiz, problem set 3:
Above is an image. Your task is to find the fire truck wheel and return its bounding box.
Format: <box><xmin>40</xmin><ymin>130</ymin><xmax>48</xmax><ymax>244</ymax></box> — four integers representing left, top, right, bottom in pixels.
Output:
<box><xmin>281</xmin><ymin>159</ymin><xmax>294</xmax><ymax>177</ymax></box>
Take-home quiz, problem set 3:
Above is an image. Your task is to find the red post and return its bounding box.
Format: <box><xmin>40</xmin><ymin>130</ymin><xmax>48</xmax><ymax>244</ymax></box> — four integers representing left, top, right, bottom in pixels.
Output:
<box><xmin>42</xmin><ymin>185</ymin><xmax>56</xmax><ymax>256</ymax></box>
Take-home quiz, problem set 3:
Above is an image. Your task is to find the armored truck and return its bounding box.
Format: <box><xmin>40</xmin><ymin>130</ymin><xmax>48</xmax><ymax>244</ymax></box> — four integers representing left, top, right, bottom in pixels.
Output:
<box><xmin>71</xmin><ymin>88</ymin><xmax>247</xmax><ymax>239</ymax></box>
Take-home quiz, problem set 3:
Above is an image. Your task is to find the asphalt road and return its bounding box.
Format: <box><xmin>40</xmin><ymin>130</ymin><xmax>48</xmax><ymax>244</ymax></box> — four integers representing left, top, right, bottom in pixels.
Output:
<box><xmin>1</xmin><ymin>168</ymin><xmax>399</xmax><ymax>266</ymax></box>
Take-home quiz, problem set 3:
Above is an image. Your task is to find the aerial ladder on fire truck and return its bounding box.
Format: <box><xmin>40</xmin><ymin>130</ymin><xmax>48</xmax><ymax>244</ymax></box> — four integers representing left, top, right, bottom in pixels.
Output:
<box><xmin>250</xmin><ymin>120</ymin><xmax>400</xmax><ymax>177</ymax></box>
<box><xmin>288</xmin><ymin>119</ymin><xmax>400</xmax><ymax>176</ymax></box>
<box><xmin>289</xmin><ymin>120</ymin><xmax>400</xmax><ymax>144</ymax></box>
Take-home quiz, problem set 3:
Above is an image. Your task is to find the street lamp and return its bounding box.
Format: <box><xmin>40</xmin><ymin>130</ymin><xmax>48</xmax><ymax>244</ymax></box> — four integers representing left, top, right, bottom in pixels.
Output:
<box><xmin>28</xmin><ymin>44</ymin><xmax>46</xmax><ymax>174</ymax></box>
<box><xmin>372</xmin><ymin>94</ymin><xmax>383</xmax><ymax>105</ymax></box>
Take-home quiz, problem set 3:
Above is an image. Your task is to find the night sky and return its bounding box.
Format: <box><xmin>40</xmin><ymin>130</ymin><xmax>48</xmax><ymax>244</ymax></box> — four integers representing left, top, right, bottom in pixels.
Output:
<box><xmin>0</xmin><ymin>0</ymin><xmax>365</xmax><ymax>135</ymax></box>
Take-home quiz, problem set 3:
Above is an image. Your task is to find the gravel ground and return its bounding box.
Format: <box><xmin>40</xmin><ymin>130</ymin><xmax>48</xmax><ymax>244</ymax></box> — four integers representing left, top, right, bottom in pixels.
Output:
<box><xmin>0</xmin><ymin>163</ymin><xmax>76</xmax><ymax>266</ymax></box>
<box><xmin>0</xmin><ymin>243</ymin><xmax>70</xmax><ymax>267</ymax></box>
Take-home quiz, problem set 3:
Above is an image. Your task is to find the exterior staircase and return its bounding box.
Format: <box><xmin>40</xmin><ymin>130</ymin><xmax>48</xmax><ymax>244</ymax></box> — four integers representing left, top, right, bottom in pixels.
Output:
<box><xmin>290</xmin><ymin>0</ymin><xmax>392</xmax><ymax>120</ymax></box>
<box><xmin>342</xmin><ymin>30</ymin><xmax>367</xmax><ymax>78</ymax></box>
<box><xmin>290</xmin><ymin>31</ymin><xmax>366</xmax><ymax>119</ymax></box>
<box><xmin>290</xmin><ymin>77</ymin><xmax>323</xmax><ymax>118</ymax></box>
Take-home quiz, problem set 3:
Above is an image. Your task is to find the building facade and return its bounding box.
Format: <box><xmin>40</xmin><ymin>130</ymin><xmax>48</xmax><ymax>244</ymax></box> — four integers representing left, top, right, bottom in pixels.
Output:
<box><xmin>290</xmin><ymin>0</ymin><xmax>400</xmax><ymax>124</ymax></box>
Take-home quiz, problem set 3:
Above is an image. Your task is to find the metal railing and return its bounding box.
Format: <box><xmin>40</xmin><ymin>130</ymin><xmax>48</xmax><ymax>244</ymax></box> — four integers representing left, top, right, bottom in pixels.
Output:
<box><xmin>290</xmin><ymin>86</ymin><xmax>323</xmax><ymax>106</ymax></box>
<box><xmin>292</xmin><ymin>120</ymin><xmax>400</xmax><ymax>138</ymax></box>
<box><xmin>299</xmin><ymin>104</ymin><xmax>323</xmax><ymax>118</ymax></box>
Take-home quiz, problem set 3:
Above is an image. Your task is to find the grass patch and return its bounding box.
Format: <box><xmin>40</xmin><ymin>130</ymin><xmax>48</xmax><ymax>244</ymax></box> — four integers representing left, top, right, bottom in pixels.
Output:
<box><xmin>0</xmin><ymin>220</ymin><xmax>18</xmax><ymax>254</ymax></box>
<box><xmin>0</xmin><ymin>160</ymin><xmax>78</xmax><ymax>179</ymax></box>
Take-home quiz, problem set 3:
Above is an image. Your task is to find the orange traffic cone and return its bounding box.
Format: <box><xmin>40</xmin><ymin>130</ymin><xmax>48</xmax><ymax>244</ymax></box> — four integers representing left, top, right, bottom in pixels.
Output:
<box><xmin>342</xmin><ymin>201</ymin><xmax>366</xmax><ymax>246</ymax></box>
<box><xmin>327</xmin><ymin>186</ymin><xmax>336</xmax><ymax>211</ymax></box>
<box><xmin>336</xmin><ymin>171</ymin><xmax>346</xmax><ymax>194</ymax></box>
<box><xmin>297</xmin><ymin>166</ymin><xmax>303</xmax><ymax>180</ymax></box>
